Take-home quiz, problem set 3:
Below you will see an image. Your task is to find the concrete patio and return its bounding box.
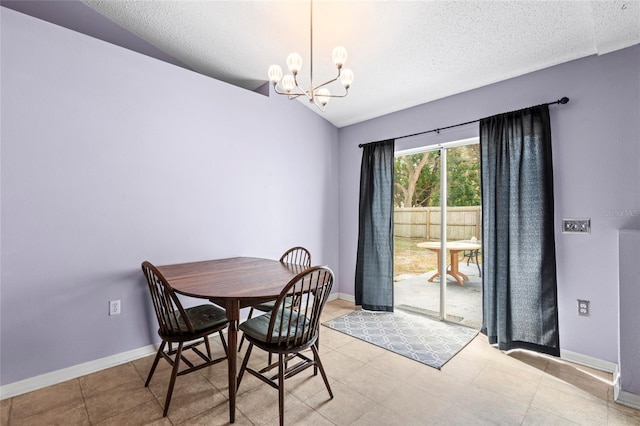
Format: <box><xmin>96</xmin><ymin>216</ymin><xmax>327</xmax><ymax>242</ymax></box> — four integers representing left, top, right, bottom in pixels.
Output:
<box><xmin>394</xmin><ymin>262</ymin><xmax>482</xmax><ymax>330</ymax></box>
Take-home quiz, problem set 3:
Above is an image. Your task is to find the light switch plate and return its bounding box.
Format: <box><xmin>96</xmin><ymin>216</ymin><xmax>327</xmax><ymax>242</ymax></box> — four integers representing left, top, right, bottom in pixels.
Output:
<box><xmin>563</xmin><ymin>218</ymin><xmax>590</xmax><ymax>234</ymax></box>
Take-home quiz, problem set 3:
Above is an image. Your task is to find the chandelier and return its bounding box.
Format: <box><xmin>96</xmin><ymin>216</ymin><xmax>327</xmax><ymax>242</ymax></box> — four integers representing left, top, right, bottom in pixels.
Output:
<box><xmin>267</xmin><ymin>0</ymin><xmax>354</xmax><ymax>111</ymax></box>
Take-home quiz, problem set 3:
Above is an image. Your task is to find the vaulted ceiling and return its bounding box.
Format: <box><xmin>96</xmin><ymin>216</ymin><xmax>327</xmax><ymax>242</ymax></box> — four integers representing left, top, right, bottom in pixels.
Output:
<box><xmin>3</xmin><ymin>0</ymin><xmax>639</xmax><ymax>127</ymax></box>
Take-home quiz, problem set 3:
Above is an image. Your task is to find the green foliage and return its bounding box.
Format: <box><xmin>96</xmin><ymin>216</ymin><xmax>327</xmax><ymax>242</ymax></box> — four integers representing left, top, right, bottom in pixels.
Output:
<box><xmin>394</xmin><ymin>144</ymin><xmax>480</xmax><ymax>207</ymax></box>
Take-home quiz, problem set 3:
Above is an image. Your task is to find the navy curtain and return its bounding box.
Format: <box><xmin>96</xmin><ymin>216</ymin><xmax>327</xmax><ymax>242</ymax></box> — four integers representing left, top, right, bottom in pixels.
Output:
<box><xmin>355</xmin><ymin>139</ymin><xmax>395</xmax><ymax>311</ymax></box>
<box><xmin>480</xmin><ymin>105</ymin><xmax>560</xmax><ymax>356</ymax></box>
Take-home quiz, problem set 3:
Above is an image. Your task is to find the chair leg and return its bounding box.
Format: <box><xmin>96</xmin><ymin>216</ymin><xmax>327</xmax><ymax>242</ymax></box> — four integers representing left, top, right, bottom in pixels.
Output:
<box><xmin>313</xmin><ymin>336</ymin><xmax>320</xmax><ymax>376</ymax></box>
<box><xmin>145</xmin><ymin>341</ymin><xmax>166</xmax><ymax>387</ymax></box>
<box><xmin>475</xmin><ymin>250</ymin><xmax>482</xmax><ymax>277</ymax></box>
<box><xmin>219</xmin><ymin>331</ymin><xmax>228</xmax><ymax>356</ymax></box>
<box><xmin>163</xmin><ymin>342</ymin><xmax>184</xmax><ymax>417</ymax></box>
<box><xmin>278</xmin><ymin>353</ymin><xmax>285</xmax><ymax>426</ymax></box>
<box><xmin>204</xmin><ymin>336</ymin><xmax>212</xmax><ymax>359</ymax></box>
<box><xmin>238</xmin><ymin>307</ymin><xmax>254</xmax><ymax>352</ymax></box>
<box><xmin>237</xmin><ymin>343</ymin><xmax>253</xmax><ymax>391</ymax></box>
<box><xmin>311</xmin><ymin>344</ymin><xmax>333</xmax><ymax>399</ymax></box>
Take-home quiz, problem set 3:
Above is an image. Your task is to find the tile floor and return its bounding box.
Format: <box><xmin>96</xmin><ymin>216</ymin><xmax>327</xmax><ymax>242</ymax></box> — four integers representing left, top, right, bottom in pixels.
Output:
<box><xmin>2</xmin><ymin>299</ymin><xmax>639</xmax><ymax>425</ymax></box>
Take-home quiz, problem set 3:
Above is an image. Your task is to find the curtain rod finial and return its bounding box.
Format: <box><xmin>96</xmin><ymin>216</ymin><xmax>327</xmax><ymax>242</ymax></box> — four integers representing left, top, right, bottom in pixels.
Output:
<box><xmin>559</xmin><ymin>97</ymin><xmax>569</xmax><ymax>104</ymax></box>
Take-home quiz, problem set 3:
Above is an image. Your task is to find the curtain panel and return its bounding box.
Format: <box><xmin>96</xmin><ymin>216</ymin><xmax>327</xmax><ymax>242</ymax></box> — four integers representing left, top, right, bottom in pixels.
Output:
<box><xmin>355</xmin><ymin>139</ymin><xmax>395</xmax><ymax>312</ymax></box>
<box><xmin>480</xmin><ymin>105</ymin><xmax>560</xmax><ymax>356</ymax></box>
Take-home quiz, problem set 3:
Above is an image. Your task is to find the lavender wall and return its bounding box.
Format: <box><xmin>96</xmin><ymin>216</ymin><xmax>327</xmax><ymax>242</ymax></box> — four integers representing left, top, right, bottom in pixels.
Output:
<box><xmin>0</xmin><ymin>8</ymin><xmax>340</xmax><ymax>386</ymax></box>
<box><xmin>338</xmin><ymin>45</ymin><xmax>640</xmax><ymax>364</ymax></box>
<box><xmin>619</xmin><ymin>230</ymin><xmax>640</xmax><ymax>395</ymax></box>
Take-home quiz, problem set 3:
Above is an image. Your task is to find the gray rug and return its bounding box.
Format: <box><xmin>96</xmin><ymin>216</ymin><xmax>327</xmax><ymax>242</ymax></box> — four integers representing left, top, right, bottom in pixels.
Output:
<box><xmin>323</xmin><ymin>310</ymin><xmax>478</xmax><ymax>369</ymax></box>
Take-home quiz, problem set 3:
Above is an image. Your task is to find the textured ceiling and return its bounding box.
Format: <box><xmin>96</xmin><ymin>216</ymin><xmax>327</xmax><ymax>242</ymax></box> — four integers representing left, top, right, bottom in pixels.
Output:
<box><xmin>4</xmin><ymin>1</ymin><xmax>640</xmax><ymax>128</ymax></box>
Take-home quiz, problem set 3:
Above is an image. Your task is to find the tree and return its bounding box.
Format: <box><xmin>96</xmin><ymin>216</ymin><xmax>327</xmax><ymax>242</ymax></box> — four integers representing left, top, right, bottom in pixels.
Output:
<box><xmin>394</xmin><ymin>152</ymin><xmax>440</xmax><ymax>207</ymax></box>
<box><xmin>394</xmin><ymin>145</ymin><xmax>480</xmax><ymax>208</ymax></box>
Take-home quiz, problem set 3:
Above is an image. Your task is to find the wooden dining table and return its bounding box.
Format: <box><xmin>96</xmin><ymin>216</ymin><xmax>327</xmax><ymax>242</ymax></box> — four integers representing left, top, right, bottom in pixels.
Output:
<box><xmin>417</xmin><ymin>241</ymin><xmax>482</xmax><ymax>285</ymax></box>
<box><xmin>157</xmin><ymin>256</ymin><xmax>305</xmax><ymax>423</ymax></box>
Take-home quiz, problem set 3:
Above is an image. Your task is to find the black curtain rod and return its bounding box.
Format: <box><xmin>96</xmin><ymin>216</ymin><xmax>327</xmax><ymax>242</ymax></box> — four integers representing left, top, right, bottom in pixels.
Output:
<box><xmin>358</xmin><ymin>97</ymin><xmax>569</xmax><ymax>148</ymax></box>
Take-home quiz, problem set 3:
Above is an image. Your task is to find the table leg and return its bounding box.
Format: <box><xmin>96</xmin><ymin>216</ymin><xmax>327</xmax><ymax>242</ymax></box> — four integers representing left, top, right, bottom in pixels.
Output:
<box><xmin>448</xmin><ymin>250</ymin><xmax>468</xmax><ymax>285</ymax></box>
<box><xmin>428</xmin><ymin>250</ymin><xmax>442</xmax><ymax>282</ymax></box>
<box><xmin>225</xmin><ymin>300</ymin><xmax>240</xmax><ymax>423</ymax></box>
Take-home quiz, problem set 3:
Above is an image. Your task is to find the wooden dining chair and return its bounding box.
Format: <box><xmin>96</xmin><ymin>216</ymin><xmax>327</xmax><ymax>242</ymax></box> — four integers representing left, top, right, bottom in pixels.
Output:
<box><xmin>141</xmin><ymin>261</ymin><xmax>229</xmax><ymax>417</ymax></box>
<box><xmin>238</xmin><ymin>246</ymin><xmax>311</xmax><ymax>353</ymax></box>
<box><xmin>237</xmin><ymin>266</ymin><xmax>334</xmax><ymax>426</ymax></box>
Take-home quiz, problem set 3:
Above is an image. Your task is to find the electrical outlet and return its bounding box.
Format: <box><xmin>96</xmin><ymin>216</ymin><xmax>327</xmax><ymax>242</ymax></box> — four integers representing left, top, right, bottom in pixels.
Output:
<box><xmin>563</xmin><ymin>218</ymin><xmax>591</xmax><ymax>234</ymax></box>
<box><xmin>578</xmin><ymin>299</ymin><xmax>589</xmax><ymax>316</ymax></box>
<box><xmin>109</xmin><ymin>300</ymin><xmax>121</xmax><ymax>316</ymax></box>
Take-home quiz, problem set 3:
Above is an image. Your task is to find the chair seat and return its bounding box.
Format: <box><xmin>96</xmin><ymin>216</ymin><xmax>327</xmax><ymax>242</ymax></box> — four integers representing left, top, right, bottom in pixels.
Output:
<box><xmin>253</xmin><ymin>296</ymin><xmax>294</xmax><ymax>312</ymax></box>
<box><xmin>239</xmin><ymin>310</ymin><xmax>310</xmax><ymax>344</ymax></box>
<box><xmin>175</xmin><ymin>304</ymin><xmax>227</xmax><ymax>334</ymax></box>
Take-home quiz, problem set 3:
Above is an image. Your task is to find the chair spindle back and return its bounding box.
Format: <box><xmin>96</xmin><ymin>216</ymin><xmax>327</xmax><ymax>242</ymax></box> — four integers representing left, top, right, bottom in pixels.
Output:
<box><xmin>279</xmin><ymin>246</ymin><xmax>311</xmax><ymax>267</ymax></box>
<box><xmin>142</xmin><ymin>261</ymin><xmax>194</xmax><ymax>336</ymax></box>
<box><xmin>266</xmin><ymin>266</ymin><xmax>333</xmax><ymax>348</ymax></box>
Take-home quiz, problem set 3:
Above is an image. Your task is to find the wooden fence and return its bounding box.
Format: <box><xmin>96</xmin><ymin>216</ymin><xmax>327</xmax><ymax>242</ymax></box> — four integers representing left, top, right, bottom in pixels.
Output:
<box><xmin>394</xmin><ymin>206</ymin><xmax>481</xmax><ymax>240</ymax></box>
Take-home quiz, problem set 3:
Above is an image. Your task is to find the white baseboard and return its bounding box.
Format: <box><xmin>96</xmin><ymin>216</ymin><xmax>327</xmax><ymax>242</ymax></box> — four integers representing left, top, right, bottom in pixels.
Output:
<box><xmin>560</xmin><ymin>349</ymin><xmax>618</xmax><ymax>373</ymax></box>
<box><xmin>0</xmin><ymin>344</ymin><xmax>158</xmax><ymax>400</ymax></box>
<box><xmin>335</xmin><ymin>293</ymin><xmax>355</xmax><ymax>303</ymax></box>
<box><xmin>615</xmin><ymin>386</ymin><xmax>640</xmax><ymax>410</ymax></box>
<box><xmin>613</xmin><ymin>364</ymin><xmax>640</xmax><ymax>410</ymax></box>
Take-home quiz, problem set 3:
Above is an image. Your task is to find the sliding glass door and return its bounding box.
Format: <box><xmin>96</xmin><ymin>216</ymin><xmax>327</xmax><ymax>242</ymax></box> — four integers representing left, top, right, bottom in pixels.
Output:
<box><xmin>393</xmin><ymin>139</ymin><xmax>482</xmax><ymax>329</ymax></box>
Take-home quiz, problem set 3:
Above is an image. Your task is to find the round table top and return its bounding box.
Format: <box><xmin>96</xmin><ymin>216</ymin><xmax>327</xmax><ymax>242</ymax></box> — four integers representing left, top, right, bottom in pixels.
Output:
<box><xmin>417</xmin><ymin>241</ymin><xmax>481</xmax><ymax>251</ymax></box>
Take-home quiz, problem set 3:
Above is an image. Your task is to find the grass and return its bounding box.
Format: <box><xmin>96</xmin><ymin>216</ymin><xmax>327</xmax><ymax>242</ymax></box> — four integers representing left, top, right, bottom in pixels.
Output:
<box><xmin>393</xmin><ymin>236</ymin><xmax>437</xmax><ymax>278</ymax></box>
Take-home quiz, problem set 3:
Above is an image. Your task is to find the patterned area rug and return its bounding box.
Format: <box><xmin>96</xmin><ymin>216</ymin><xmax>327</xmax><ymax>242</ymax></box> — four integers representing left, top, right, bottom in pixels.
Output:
<box><xmin>323</xmin><ymin>310</ymin><xmax>478</xmax><ymax>369</ymax></box>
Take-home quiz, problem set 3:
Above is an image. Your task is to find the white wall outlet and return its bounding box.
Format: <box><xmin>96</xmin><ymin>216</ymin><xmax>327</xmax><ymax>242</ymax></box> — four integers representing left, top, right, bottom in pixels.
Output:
<box><xmin>578</xmin><ymin>299</ymin><xmax>590</xmax><ymax>316</ymax></box>
<box><xmin>563</xmin><ymin>218</ymin><xmax>591</xmax><ymax>234</ymax></box>
<box><xmin>109</xmin><ymin>300</ymin><xmax>121</xmax><ymax>316</ymax></box>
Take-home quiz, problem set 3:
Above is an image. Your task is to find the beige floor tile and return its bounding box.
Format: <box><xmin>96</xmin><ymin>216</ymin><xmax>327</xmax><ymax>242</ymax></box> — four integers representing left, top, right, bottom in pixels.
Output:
<box><xmin>472</xmin><ymin>367</ymin><xmax>539</xmax><ymax>404</ymax></box>
<box><xmin>542</xmin><ymin>360</ymin><xmax>612</xmax><ymax>402</ymax></box>
<box><xmin>352</xmin><ymin>403</ymin><xmax>415</xmax><ymax>426</ymax></box>
<box><xmin>235</xmin><ymin>380</ymin><xmax>303</xmax><ymax>425</ymax></box>
<box><xmin>284</xmin><ymin>365</ymin><xmax>336</xmax><ymax>402</ymax></box>
<box><xmin>10</xmin><ymin>379</ymin><xmax>84</xmax><ymax>420</ymax></box>
<box><xmin>433</xmin><ymin>408</ymin><xmax>498</xmax><ymax>425</ymax></box>
<box><xmin>10</xmin><ymin>399</ymin><xmax>89</xmax><ymax>426</ymax></box>
<box><xmin>541</xmin><ymin>372</ymin><xmax>611</xmax><ymax>402</ymax></box>
<box><xmin>131</xmin><ymin>352</ymin><xmax>170</xmax><ymax>382</ymax></box>
<box><xmin>321</xmin><ymin>300</ymin><xmax>357</xmax><ymax>322</ymax></box>
<box><xmin>333</xmin><ymin>336</ymin><xmax>387</xmax><ymax>363</ymax></box>
<box><xmin>176</xmin><ymin>399</ymin><xmax>253</xmax><ymax>425</ymax></box>
<box><xmin>378</xmin><ymin>381</ymin><xmax>451</xmax><ymax>423</ymax></box>
<box><xmin>84</xmin><ymin>379</ymin><xmax>156</xmax><ymax>424</ymax></box>
<box><xmin>488</xmin><ymin>353</ymin><xmax>547</xmax><ymax>384</ymax></box>
<box><xmin>79</xmin><ymin>362</ymin><xmax>144</xmax><ymax>397</ymax></box>
<box><xmin>338</xmin><ymin>362</ymin><xmax>405</xmax><ymax>404</ymax></box>
<box><xmin>93</xmin><ymin>399</ymin><xmax>164</xmax><ymax>425</ymax></box>
<box><xmin>521</xmin><ymin>406</ymin><xmax>581</xmax><ymax>425</ymax></box>
<box><xmin>508</xmin><ymin>349</ymin><xmax>551</xmax><ymax>372</ymax></box>
<box><xmin>265</xmin><ymin>401</ymin><xmax>336</xmax><ymax>426</ymax></box>
<box><xmin>530</xmin><ymin>382</ymin><xmax>608</xmax><ymax>425</ymax></box>
<box><xmin>318</xmin><ymin>327</ymin><xmax>355</xmax><ymax>350</ymax></box>
<box><xmin>145</xmin><ymin>361</ymin><xmax>209</xmax><ymax>400</ymax></box>
<box><xmin>607</xmin><ymin>404</ymin><xmax>640</xmax><ymax>425</ymax></box>
<box><xmin>609</xmin><ymin>400</ymin><xmax>640</xmax><ymax>419</ymax></box>
<box><xmin>366</xmin><ymin>349</ymin><xmax>425</xmax><ymax>383</ymax></box>
<box><xmin>305</xmin><ymin>380</ymin><xmax>375</xmax><ymax>426</ymax></box>
<box><xmin>0</xmin><ymin>399</ymin><xmax>10</xmax><ymax>426</ymax></box>
<box><xmin>404</xmin><ymin>368</ymin><xmax>468</xmax><ymax>404</ymax></box>
<box><xmin>162</xmin><ymin>375</ymin><xmax>227</xmax><ymax>425</ymax></box>
<box><xmin>451</xmin><ymin>382</ymin><xmax>530</xmax><ymax>425</ymax></box>
<box><xmin>320</xmin><ymin>349</ymin><xmax>366</xmax><ymax>380</ymax></box>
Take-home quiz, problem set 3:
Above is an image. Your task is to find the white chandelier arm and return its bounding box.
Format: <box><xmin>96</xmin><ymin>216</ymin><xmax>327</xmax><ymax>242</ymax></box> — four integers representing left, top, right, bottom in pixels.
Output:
<box><xmin>321</xmin><ymin>91</ymin><xmax>350</xmax><ymax>99</ymax></box>
<box><xmin>272</xmin><ymin>84</ymin><xmax>306</xmax><ymax>98</ymax></box>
